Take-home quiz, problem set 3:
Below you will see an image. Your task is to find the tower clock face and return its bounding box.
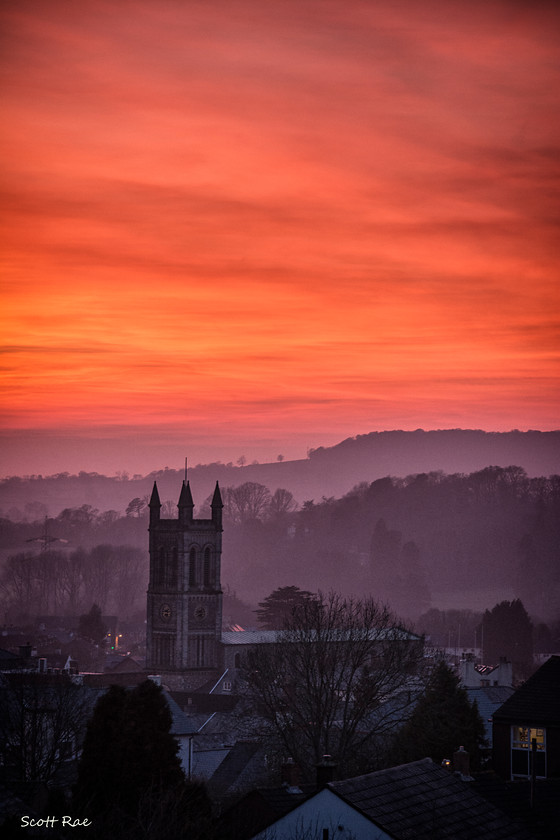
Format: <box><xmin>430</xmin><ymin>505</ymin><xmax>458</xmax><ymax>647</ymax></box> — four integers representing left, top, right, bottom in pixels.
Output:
<box><xmin>194</xmin><ymin>605</ymin><xmax>207</xmax><ymax>621</ymax></box>
<box><xmin>160</xmin><ymin>604</ymin><xmax>172</xmax><ymax>621</ymax></box>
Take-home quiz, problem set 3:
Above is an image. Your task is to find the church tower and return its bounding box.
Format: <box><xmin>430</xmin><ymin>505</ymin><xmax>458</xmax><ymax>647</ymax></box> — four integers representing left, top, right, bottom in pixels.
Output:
<box><xmin>146</xmin><ymin>480</ymin><xmax>223</xmax><ymax>672</ymax></box>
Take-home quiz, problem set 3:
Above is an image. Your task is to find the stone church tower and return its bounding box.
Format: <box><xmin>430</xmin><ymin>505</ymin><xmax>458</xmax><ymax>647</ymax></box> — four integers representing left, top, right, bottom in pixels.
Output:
<box><xmin>146</xmin><ymin>480</ymin><xmax>223</xmax><ymax>673</ymax></box>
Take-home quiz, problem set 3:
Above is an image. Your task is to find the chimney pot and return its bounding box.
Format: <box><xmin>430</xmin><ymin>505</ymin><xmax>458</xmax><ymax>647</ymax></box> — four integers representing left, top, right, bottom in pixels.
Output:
<box><xmin>281</xmin><ymin>758</ymin><xmax>302</xmax><ymax>789</ymax></box>
<box><xmin>316</xmin><ymin>755</ymin><xmax>338</xmax><ymax>787</ymax></box>
<box><xmin>453</xmin><ymin>746</ymin><xmax>471</xmax><ymax>778</ymax></box>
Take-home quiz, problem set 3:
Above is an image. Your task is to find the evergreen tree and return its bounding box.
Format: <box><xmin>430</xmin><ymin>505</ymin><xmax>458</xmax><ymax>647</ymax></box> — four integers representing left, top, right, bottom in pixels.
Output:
<box><xmin>481</xmin><ymin>599</ymin><xmax>534</xmax><ymax>679</ymax></box>
<box><xmin>255</xmin><ymin>585</ymin><xmax>316</xmax><ymax>629</ymax></box>
<box><xmin>78</xmin><ymin>603</ymin><xmax>107</xmax><ymax>645</ymax></box>
<box><xmin>74</xmin><ymin>680</ymin><xmax>213</xmax><ymax>839</ymax></box>
<box><xmin>393</xmin><ymin>661</ymin><xmax>486</xmax><ymax>768</ymax></box>
<box><xmin>74</xmin><ymin>684</ymin><xmax>127</xmax><ymax>813</ymax></box>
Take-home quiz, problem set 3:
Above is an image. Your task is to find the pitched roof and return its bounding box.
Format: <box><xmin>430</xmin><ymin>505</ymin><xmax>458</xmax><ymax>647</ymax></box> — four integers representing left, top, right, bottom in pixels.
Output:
<box><xmin>492</xmin><ymin>656</ymin><xmax>560</xmax><ymax>726</ymax></box>
<box><xmin>466</xmin><ymin>686</ymin><xmax>515</xmax><ymax>742</ymax></box>
<box><xmin>222</xmin><ymin>630</ymin><xmax>279</xmax><ymax>645</ymax></box>
<box><xmin>221</xmin><ymin>627</ymin><xmax>420</xmax><ymax>646</ymax></box>
<box><xmin>330</xmin><ymin>758</ymin><xmax>533</xmax><ymax>840</ymax></box>
<box><xmin>164</xmin><ymin>691</ymin><xmax>199</xmax><ymax>736</ymax></box>
<box><xmin>0</xmin><ymin>648</ymin><xmax>21</xmax><ymax>661</ymax></box>
<box><xmin>219</xmin><ymin>784</ymin><xmax>316</xmax><ymax>840</ymax></box>
<box><xmin>206</xmin><ymin>740</ymin><xmax>267</xmax><ymax>800</ymax></box>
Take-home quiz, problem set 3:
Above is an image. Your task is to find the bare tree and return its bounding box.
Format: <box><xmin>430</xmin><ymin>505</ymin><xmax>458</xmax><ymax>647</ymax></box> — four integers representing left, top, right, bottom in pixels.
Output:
<box><xmin>268</xmin><ymin>488</ymin><xmax>298</xmax><ymax>519</ymax></box>
<box><xmin>160</xmin><ymin>500</ymin><xmax>177</xmax><ymax>519</ymax></box>
<box><xmin>0</xmin><ymin>673</ymin><xmax>96</xmax><ymax>785</ymax></box>
<box><xmin>246</xmin><ymin>592</ymin><xmax>424</xmax><ymax>779</ymax></box>
<box><xmin>223</xmin><ymin>482</ymin><xmax>272</xmax><ymax>524</ymax></box>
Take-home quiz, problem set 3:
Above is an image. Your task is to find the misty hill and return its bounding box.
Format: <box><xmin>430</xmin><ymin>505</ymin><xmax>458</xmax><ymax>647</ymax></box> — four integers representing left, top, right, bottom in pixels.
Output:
<box><xmin>1</xmin><ymin>430</ymin><xmax>559</xmax><ymax>518</ymax></box>
<box><xmin>2</xmin><ymin>465</ymin><xmax>558</xmax><ymax>625</ymax></box>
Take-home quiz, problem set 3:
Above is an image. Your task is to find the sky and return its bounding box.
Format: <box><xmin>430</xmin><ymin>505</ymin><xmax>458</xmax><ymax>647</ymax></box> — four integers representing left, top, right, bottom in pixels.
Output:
<box><xmin>1</xmin><ymin>0</ymin><xmax>559</xmax><ymax>477</ymax></box>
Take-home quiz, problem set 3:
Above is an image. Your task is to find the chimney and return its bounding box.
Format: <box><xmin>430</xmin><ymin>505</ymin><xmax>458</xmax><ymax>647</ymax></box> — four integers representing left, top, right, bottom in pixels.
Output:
<box><xmin>281</xmin><ymin>758</ymin><xmax>302</xmax><ymax>793</ymax></box>
<box><xmin>281</xmin><ymin>757</ymin><xmax>302</xmax><ymax>790</ymax></box>
<box><xmin>453</xmin><ymin>746</ymin><xmax>472</xmax><ymax>779</ymax></box>
<box><xmin>316</xmin><ymin>755</ymin><xmax>338</xmax><ymax>788</ymax></box>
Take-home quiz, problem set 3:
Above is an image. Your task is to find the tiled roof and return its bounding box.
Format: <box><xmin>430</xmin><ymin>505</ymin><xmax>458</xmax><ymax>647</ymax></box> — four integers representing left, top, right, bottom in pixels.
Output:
<box><xmin>330</xmin><ymin>758</ymin><xmax>533</xmax><ymax>839</ymax></box>
<box><xmin>492</xmin><ymin>656</ymin><xmax>560</xmax><ymax>726</ymax></box>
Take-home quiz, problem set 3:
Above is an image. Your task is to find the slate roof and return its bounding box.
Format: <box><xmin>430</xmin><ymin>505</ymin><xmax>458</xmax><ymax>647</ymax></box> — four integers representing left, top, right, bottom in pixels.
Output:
<box><xmin>206</xmin><ymin>740</ymin><xmax>269</xmax><ymax>801</ymax></box>
<box><xmin>330</xmin><ymin>758</ymin><xmax>533</xmax><ymax>840</ymax></box>
<box><xmin>170</xmin><ymin>688</ymin><xmax>240</xmax><ymax>713</ymax></box>
<box><xmin>492</xmin><ymin>656</ymin><xmax>560</xmax><ymax>726</ymax></box>
<box><xmin>164</xmin><ymin>691</ymin><xmax>199</xmax><ymax>736</ymax></box>
<box><xmin>0</xmin><ymin>648</ymin><xmax>22</xmax><ymax>670</ymax></box>
<box><xmin>221</xmin><ymin>627</ymin><xmax>420</xmax><ymax>646</ymax></box>
<box><xmin>222</xmin><ymin>630</ymin><xmax>279</xmax><ymax>645</ymax></box>
<box><xmin>466</xmin><ymin>686</ymin><xmax>515</xmax><ymax>743</ymax></box>
<box><xmin>192</xmin><ymin>747</ymin><xmax>231</xmax><ymax>780</ymax></box>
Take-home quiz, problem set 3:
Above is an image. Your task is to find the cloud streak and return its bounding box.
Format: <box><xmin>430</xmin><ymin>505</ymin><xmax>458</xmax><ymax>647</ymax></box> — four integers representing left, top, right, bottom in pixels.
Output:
<box><xmin>1</xmin><ymin>0</ymin><xmax>559</xmax><ymax>474</ymax></box>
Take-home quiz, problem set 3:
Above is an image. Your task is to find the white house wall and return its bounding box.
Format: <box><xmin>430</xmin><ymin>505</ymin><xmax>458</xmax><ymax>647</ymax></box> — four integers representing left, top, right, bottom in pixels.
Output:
<box><xmin>250</xmin><ymin>788</ymin><xmax>394</xmax><ymax>840</ymax></box>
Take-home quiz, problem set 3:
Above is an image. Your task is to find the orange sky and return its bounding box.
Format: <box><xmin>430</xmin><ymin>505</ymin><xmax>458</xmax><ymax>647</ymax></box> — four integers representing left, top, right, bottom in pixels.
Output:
<box><xmin>1</xmin><ymin>0</ymin><xmax>559</xmax><ymax>476</ymax></box>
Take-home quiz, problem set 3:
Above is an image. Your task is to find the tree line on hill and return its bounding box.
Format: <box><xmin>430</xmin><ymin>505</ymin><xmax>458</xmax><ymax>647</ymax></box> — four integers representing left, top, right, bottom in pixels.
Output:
<box><xmin>2</xmin><ymin>430</ymin><xmax>559</xmax><ymax>521</ymax></box>
<box><xmin>221</xmin><ymin>466</ymin><xmax>560</xmax><ymax>621</ymax></box>
<box><xmin>1</xmin><ymin>465</ymin><xmax>558</xmax><ymax>625</ymax></box>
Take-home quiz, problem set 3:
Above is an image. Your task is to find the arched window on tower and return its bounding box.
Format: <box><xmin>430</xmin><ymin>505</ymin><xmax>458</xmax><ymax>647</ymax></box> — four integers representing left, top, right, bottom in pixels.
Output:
<box><xmin>168</xmin><ymin>546</ymin><xmax>178</xmax><ymax>588</ymax></box>
<box><xmin>189</xmin><ymin>547</ymin><xmax>197</xmax><ymax>588</ymax></box>
<box><xmin>155</xmin><ymin>547</ymin><xmax>166</xmax><ymax>586</ymax></box>
<box><xmin>203</xmin><ymin>547</ymin><xmax>211</xmax><ymax>588</ymax></box>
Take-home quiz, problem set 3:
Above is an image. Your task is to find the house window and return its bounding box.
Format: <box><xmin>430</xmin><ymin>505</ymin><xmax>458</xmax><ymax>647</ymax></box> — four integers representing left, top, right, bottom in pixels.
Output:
<box><xmin>223</xmin><ymin>681</ymin><xmax>232</xmax><ymax>692</ymax></box>
<box><xmin>511</xmin><ymin>726</ymin><xmax>546</xmax><ymax>778</ymax></box>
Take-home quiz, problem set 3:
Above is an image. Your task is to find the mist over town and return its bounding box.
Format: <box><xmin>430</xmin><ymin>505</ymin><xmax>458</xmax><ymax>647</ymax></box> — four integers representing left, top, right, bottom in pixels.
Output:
<box><xmin>2</xmin><ymin>0</ymin><xmax>560</xmax><ymax>837</ymax></box>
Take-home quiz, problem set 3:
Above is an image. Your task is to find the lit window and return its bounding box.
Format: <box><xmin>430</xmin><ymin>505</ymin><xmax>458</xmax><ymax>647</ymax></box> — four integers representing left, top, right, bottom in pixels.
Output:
<box><xmin>511</xmin><ymin>726</ymin><xmax>546</xmax><ymax>778</ymax></box>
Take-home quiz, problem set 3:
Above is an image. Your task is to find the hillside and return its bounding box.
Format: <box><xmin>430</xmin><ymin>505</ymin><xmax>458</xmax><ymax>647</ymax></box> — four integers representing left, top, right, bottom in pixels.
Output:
<box><xmin>1</xmin><ymin>429</ymin><xmax>558</xmax><ymax>519</ymax></box>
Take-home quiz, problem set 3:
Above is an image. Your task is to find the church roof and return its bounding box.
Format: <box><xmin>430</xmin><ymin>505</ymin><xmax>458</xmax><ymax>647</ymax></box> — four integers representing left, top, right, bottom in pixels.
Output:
<box><xmin>149</xmin><ymin>481</ymin><xmax>161</xmax><ymax>507</ymax></box>
<box><xmin>178</xmin><ymin>480</ymin><xmax>194</xmax><ymax>508</ymax></box>
<box><xmin>221</xmin><ymin>627</ymin><xmax>420</xmax><ymax>646</ymax></box>
<box><xmin>211</xmin><ymin>481</ymin><xmax>223</xmax><ymax>508</ymax></box>
<box><xmin>222</xmin><ymin>630</ymin><xmax>279</xmax><ymax>646</ymax></box>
